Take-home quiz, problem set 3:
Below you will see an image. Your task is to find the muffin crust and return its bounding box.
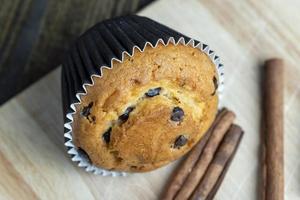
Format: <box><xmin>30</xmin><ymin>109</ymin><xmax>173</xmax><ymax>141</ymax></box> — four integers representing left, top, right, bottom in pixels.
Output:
<box><xmin>73</xmin><ymin>43</ymin><xmax>218</xmax><ymax>172</ymax></box>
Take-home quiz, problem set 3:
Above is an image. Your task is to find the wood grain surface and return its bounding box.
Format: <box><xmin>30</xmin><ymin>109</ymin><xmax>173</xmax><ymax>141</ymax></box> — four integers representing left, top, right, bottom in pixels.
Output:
<box><xmin>0</xmin><ymin>0</ymin><xmax>300</xmax><ymax>199</ymax></box>
<box><xmin>0</xmin><ymin>0</ymin><xmax>153</xmax><ymax>105</ymax></box>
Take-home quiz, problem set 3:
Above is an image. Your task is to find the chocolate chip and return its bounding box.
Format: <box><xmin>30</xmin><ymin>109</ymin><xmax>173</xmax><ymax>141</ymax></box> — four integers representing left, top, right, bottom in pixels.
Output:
<box><xmin>102</xmin><ymin>127</ymin><xmax>112</xmax><ymax>144</ymax></box>
<box><xmin>81</xmin><ymin>102</ymin><xmax>93</xmax><ymax>117</ymax></box>
<box><xmin>118</xmin><ymin>106</ymin><xmax>135</xmax><ymax>122</ymax></box>
<box><xmin>77</xmin><ymin>147</ymin><xmax>91</xmax><ymax>163</ymax></box>
<box><xmin>145</xmin><ymin>87</ymin><xmax>161</xmax><ymax>97</ymax></box>
<box><xmin>174</xmin><ymin>135</ymin><xmax>188</xmax><ymax>149</ymax></box>
<box><xmin>91</xmin><ymin>116</ymin><xmax>96</xmax><ymax>123</ymax></box>
<box><xmin>170</xmin><ymin>107</ymin><xmax>184</xmax><ymax>122</ymax></box>
<box><xmin>211</xmin><ymin>76</ymin><xmax>218</xmax><ymax>96</ymax></box>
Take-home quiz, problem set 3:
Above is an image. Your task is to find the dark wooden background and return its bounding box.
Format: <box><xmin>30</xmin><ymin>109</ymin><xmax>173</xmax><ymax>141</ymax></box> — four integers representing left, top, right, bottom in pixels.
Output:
<box><xmin>0</xmin><ymin>0</ymin><xmax>154</xmax><ymax>105</ymax></box>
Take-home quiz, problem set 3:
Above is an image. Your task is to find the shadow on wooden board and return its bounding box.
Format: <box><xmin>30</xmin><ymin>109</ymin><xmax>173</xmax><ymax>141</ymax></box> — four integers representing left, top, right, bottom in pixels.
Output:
<box><xmin>0</xmin><ymin>0</ymin><xmax>154</xmax><ymax>105</ymax></box>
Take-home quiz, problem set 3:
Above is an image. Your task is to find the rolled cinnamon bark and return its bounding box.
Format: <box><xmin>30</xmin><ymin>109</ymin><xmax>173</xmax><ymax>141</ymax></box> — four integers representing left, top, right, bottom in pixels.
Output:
<box><xmin>174</xmin><ymin>110</ymin><xmax>236</xmax><ymax>200</ymax></box>
<box><xmin>161</xmin><ymin>108</ymin><xmax>228</xmax><ymax>200</ymax></box>
<box><xmin>206</xmin><ymin>125</ymin><xmax>244</xmax><ymax>200</ymax></box>
<box><xmin>262</xmin><ymin>59</ymin><xmax>284</xmax><ymax>200</ymax></box>
<box><xmin>190</xmin><ymin>124</ymin><xmax>244</xmax><ymax>200</ymax></box>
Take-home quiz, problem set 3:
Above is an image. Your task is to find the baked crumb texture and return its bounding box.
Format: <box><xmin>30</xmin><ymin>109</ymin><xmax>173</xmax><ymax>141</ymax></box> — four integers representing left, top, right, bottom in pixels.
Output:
<box><xmin>73</xmin><ymin>44</ymin><xmax>218</xmax><ymax>172</ymax></box>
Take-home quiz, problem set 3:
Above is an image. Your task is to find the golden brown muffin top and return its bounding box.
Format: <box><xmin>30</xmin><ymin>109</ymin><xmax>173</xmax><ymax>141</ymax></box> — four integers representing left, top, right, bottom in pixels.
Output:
<box><xmin>72</xmin><ymin>43</ymin><xmax>218</xmax><ymax>172</ymax></box>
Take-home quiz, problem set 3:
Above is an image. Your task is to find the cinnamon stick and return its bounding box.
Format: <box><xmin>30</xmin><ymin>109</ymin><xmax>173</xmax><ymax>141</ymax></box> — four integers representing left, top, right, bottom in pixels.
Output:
<box><xmin>174</xmin><ymin>110</ymin><xmax>236</xmax><ymax>200</ymax></box>
<box><xmin>206</xmin><ymin>124</ymin><xmax>244</xmax><ymax>200</ymax></box>
<box><xmin>262</xmin><ymin>59</ymin><xmax>284</xmax><ymax>200</ymax></box>
<box><xmin>161</xmin><ymin>108</ymin><xmax>229</xmax><ymax>200</ymax></box>
<box><xmin>190</xmin><ymin>124</ymin><xmax>244</xmax><ymax>200</ymax></box>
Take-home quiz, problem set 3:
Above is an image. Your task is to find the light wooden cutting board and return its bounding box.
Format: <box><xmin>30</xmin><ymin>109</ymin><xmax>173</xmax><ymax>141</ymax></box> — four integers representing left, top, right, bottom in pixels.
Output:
<box><xmin>0</xmin><ymin>0</ymin><xmax>299</xmax><ymax>199</ymax></box>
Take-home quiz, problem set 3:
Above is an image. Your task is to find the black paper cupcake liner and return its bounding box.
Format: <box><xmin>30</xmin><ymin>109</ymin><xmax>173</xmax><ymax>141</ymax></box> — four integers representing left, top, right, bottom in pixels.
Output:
<box><xmin>62</xmin><ymin>15</ymin><xmax>224</xmax><ymax>176</ymax></box>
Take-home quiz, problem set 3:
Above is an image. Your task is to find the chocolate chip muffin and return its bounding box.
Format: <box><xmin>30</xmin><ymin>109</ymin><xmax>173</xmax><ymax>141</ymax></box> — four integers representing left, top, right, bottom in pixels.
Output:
<box><xmin>72</xmin><ymin>43</ymin><xmax>218</xmax><ymax>172</ymax></box>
